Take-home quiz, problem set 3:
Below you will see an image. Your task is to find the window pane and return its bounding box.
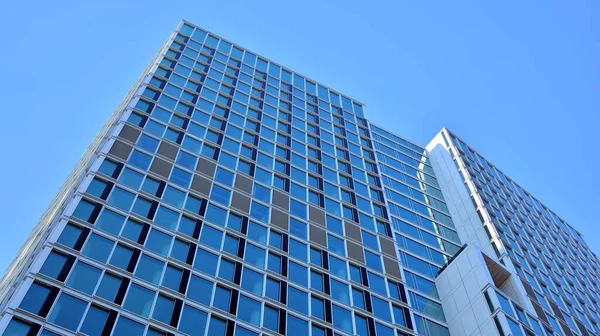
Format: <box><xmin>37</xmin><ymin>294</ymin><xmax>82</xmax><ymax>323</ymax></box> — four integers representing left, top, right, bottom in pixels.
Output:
<box><xmin>19</xmin><ymin>282</ymin><xmax>51</xmax><ymax>315</ymax></box>
<box><xmin>95</xmin><ymin>273</ymin><xmax>121</xmax><ymax>302</ymax></box>
<box><xmin>179</xmin><ymin>305</ymin><xmax>208</xmax><ymax>336</ymax></box>
<box><xmin>95</xmin><ymin>209</ymin><xmax>125</xmax><ymax>235</ymax></box>
<box><xmin>48</xmin><ymin>293</ymin><xmax>87</xmax><ymax>331</ymax></box>
<box><xmin>66</xmin><ymin>262</ymin><xmax>101</xmax><ymax>295</ymax></box>
<box><xmin>39</xmin><ymin>251</ymin><xmax>68</xmax><ymax>279</ymax></box>
<box><xmin>241</xmin><ymin>267</ymin><xmax>263</xmax><ymax>295</ymax></box>
<box><xmin>123</xmin><ymin>283</ymin><xmax>155</xmax><ymax>317</ymax></box>
<box><xmin>152</xmin><ymin>295</ymin><xmax>175</xmax><ymax>324</ymax></box>
<box><xmin>80</xmin><ymin>305</ymin><xmax>110</xmax><ymax>336</ymax></box>
<box><xmin>82</xmin><ymin>233</ymin><xmax>114</xmax><ymax>263</ymax></box>
<box><xmin>112</xmin><ymin>317</ymin><xmax>145</xmax><ymax>336</ymax></box>
<box><xmin>187</xmin><ymin>275</ymin><xmax>213</xmax><ymax>305</ymax></box>
<box><xmin>57</xmin><ymin>224</ymin><xmax>83</xmax><ymax>248</ymax></box>
<box><xmin>135</xmin><ymin>254</ymin><xmax>165</xmax><ymax>285</ymax></box>
<box><xmin>237</xmin><ymin>295</ymin><xmax>261</xmax><ymax>326</ymax></box>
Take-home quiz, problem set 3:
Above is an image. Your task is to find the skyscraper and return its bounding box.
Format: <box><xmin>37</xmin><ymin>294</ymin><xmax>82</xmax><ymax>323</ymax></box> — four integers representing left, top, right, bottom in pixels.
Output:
<box><xmin>0</xmin><ymin>20</ymin><xmax>597</xmax><ymax>336</ymax></box>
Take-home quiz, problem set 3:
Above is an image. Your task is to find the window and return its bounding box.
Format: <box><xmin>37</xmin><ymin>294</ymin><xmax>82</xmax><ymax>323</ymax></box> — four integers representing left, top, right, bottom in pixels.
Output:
<box><xmin>238</xmin><ymin>295</ymin><xmax>261</xmax><ymax>326</ymax></box>
<box><xmin>82</xmin><ymin>233</ymin><xmax>113</xmax><ymax>263</ymax></box>
<box><xmin>393</xmin><ymin>305</ymin><xmax>408</xmax><ymax>327</ymax></box>
<box><xmin>287</xmin><ymin>315</ymin><xmax>309</xmax><ymax>335</ymax></box>
<box><xmin>48</xmin><ymin>293</ymin><xmax>87</xmax><ymax>331</ymax></box>
<box><xmin>218</xmin><ymin>259</ymin><xmax>235</xmax><ymax>282</ymax></box>
<box><xmin>263</xmin><ymin>306</ymin><xmax>279</xmax><ymax>332</ymax></box>
<box><xmin>154</xmin><ymin>205</ymin><xmax>180</xmax><ymax>229</ymax></box>
<box><xmin>66</xmin><ymin>262</ymin><xmax>101</xmax><ymax>295</ymax></box>
<box><xmin>187</xmin><ymin>275</ymin><xmax>213</xmax><ymax>305</ymax></box>
<box><xmin>107</xmin><ymin>187</ymin><xmax>135</xmax><ymax>211</ymax></box>
<box><xmin>124</xmin><ymin>283</ymin><xmax>155</xmax><ymax>317</ymax></box>
<box><xmin>57</xmin><ymin>224</ymin><xmax>84</xmax><ymax>249</ymax></box>
<box><xmin>96</xmin><ymin>209</ymin><xmax>125</xmax><ymax>235</ymax></box>
<box><xmin>109</xmin><ymin>244</ymin><xmax>134</xmax><ymax>270</ymax></box>
<box><xmin>72</xmin><ymin>199</ymin><xmax>97</xmax><ymax>222</ymax></box>
<box><xmin>311</xmin><ymin>296</ymin><xmax>325</xmax><ymax>320</ymax></box>
<box><xmin>331</xmin><ymin>279</ymin><xmax>350</xmax><ymax>305</ymax></box>
<box><xmin>289</xmin><ymin>261</ymin><xmax>308</xmax><ymax>286</ymax></box>
<box><xmin>289</xmin><ymin>239</ymin><xmax>307</xmax><ymax>262</ymax></box>
<box><xmin>121</xmin><ymin>219</ymin><xmax>144</xmax><ymax>243</ymax></box>
<box><xmin>248</xmin><ymin>221</ymin><xmax>268</xmax><ymax>245</ymax></box>
<box><xmin>112</xmin><ymin>316</ymin><xmax>145</xmax><ymax>336</ymax></box>
<box><xmin>241</xmin><ymin>267</ymin><xmax>263</xmax><ymax>295</ymax></box>
<box><xmin>244</xmin><ymin>244</ymin><xmax>265</xmax><ymax>268</ymax></box>
<box><xmin>213</xmin><ymin>286</ymin><xmax>232</xmax><ymax>312</ymax></box>
<box><xmin>288</xmin><ymin>287</ymin><xmax>308</xmax><ymax>314</ymax></box>
<box><xmin>95</xmin><ymin>273</ymin><xmax>122</xmax><ymax>302</ymax></box>
<box><xmin>194</xmin><ymin>248</ymin><xmax>219</xmax><ymax>275</ymax></box>
<box><xmin>135</xmin><ymin>254</ymin><xmax>165</xmax><ymax>285</ymax></box>
<box><xmin>80</xmin><ymin>305</ymin><xmax>110</xmax><ymax>336</ymax></box>
<box><xmin>39</xmin><ymin>251</ymin><xmax>69</xmax><ymax>280</ymax></box>
<box><xmin>372</xmin><ymin>296</ymin><xmax>392</xmax><ymax>322</ymax></box>
<box><xmin>200</xmin><ymin>225</ymin><xmax>223</xmax><ymax>250</ymax></box>
<box><xmin>265</xmin><ymin>277</ymin><xmax>281</xmax><ymax>301</ymax></box>
<box><xmin>19</xmin><ymin>282</ymin><xmax>51</xmax><ymax>316</ymax></box>
<box><xmin>162</xmin><ymin>265</ymin><xmax>183</xmax><ymax>291</ymax></box>
<box><xmin>152</xmin><ymin>295</ymin><xmax>175</xmax><ymax>324</ymax></box>
<box><xmin>145</xmin><ymin>229</ymin><xmax>172</xmax><ymax>256</ymax></box>
<box><xmin>332</xmin><ymin>305</ymin><xmax>353</xmax><ymax>333</ymax></box>
<box><xmin>207</xmin><ymin>317</ymin><xmax>227</xmax><ymax>336</ymax></box>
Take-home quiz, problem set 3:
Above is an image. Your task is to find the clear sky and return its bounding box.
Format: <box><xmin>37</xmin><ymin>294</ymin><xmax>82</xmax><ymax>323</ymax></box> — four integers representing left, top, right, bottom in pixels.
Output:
<box><xmin>0</xmin><ymin>0</ymin><xmax>598</xmax><ymax>273</ymax></box>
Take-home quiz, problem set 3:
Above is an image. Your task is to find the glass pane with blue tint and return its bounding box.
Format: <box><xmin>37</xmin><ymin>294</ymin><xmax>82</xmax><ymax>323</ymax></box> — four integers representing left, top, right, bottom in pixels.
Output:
<box><xmin>96</xmin><ymin>209</ymin><xmax>125</xmax><ymax>236</ymax></box>
<box><xmin>123</xmin><ymin>283</ymin><xmax>155</xmax><ymax>317</ymax></box>
<box><xmin>119</xmin><ymin>168</ymin><xmax>144</xmax><ymax>189</ymax></box>
<box><xmin>213</xmin><ymin>286</ymin><xmax>231</xmax><ymax>312</ymax></box>
<box><xmin>200</xmin><ymin>225</ymin><xmax>223</xmax><ymax>250</ymax></box>
<box><xmin>80</xmin><ymin>305</ymin><xmax>109</xmax><ymax>336</ymax></box>
<box><xmin>238</xmin><ymin>295</ymin><xmax>261</xmax><ymax>326</ymax></box>
<box><xmin>107</xmin><ymin>187</ymin><xmax>135</xmax><ymax>211</ymax></box>
<box><xmin>66</xmin><ymin>262</ymin><xmax>101</xmax><ymax>295</ymax></box>
<box><xmin>109</xmin><ymin>244</ymin><xmax>134</xmax><ymax>270</ymax></box>
<box><xmin>121</xmin><ymin>219</ymin><xmax>143</xmax><ymax>242</ymax></box>
<box><xmin>19</xmin><ymin>282</ymin><xmax>51</xmax><ymax>315</ymax></box>
<box><xmin>82</xmin><ymin>234</ymin><xmax>114</xmax><ymax>263</ymax></box>
<box><xmin>112</xmin><ymin>317</ymin><xmax>145</xmax><ymax>336</ymax></box>
<box><xmin>288</xmin><ymin>287</ymin><xmax>308</xmax><ymax>314</ymax></box>
<box><xmin>152</xmin><ymin>295</ymin><xmax>175</xmax><ymax>324</ymax></box>
<box><xmin>194</xmin><ymin>248</ymin><xmax>219</xmax><ymax>276</ymax></box>
<box><xmin>48</xmin><ymin>293</ymin><xmax>87</xmax><ymax>331</ymax></box>
<box><xmin>39</xmin><ymin>251</ymin><xmax>68</xmax><ymax>279</ymax></box>
<box><xmin>145</xmin><ymin>230</ymin><xmax>172</xmax><ymax>256</ymax></box>
<box><xmin>135</xmin><ymin>254</ymin><xmax>164</xmax><ymax>285</ymax></box>
<box><xmin>95</xmin><ymin>273</ymin><xmax>121</xmax><ymax>302</ymax></box>
<box><xmin>187</xmin><ymin>275</ymin><xmax>213</xmax><ymax>305</ymax></box>
<box><xmin>332</xmin><ymin>305</ymin><xmax>353</xmax><ymax>333</ymax></box>
<box><xmin>241</xmin><ymin>267</ymin><xmax>263</xmax><ymax>295</ymax></box>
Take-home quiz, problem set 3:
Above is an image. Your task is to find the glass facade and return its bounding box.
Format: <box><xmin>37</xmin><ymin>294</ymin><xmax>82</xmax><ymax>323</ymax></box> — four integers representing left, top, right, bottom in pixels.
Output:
<box><xmin>0</xmin><ymin>20</ymin><xmax>598</xmax><ymax>336</ymax></box>
<box><xmin>443</xmin><ymin>130</ymin><xmax>600</xmax><ymax>336</ymax></box>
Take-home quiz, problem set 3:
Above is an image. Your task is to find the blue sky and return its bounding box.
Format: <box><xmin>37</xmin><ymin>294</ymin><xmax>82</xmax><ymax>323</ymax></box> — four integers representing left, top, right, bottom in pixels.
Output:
<box><xmin>0</xmin><ymin>0</ymin><xmax>598</xmax><ymax>273</ymax></box>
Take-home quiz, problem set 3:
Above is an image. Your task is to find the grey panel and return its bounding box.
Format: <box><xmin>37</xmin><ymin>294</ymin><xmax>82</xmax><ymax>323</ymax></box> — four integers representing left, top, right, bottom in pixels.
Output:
<box><xmin>379</xmin><ymin>237</ymin><xmax>397</xmax><ymax>258</ymax></box>
<box><xmin>532</xmin><ymin>302</ymin><xmax>550</xmax><ymax>325</ymax></box>
<box><xmin>520</xmin><ymin>278</ymin><xmax>536</xmax><ymax>298</ymax></box>
<box><xmin>118</xmin><ymin>124</ymin><xmax>141</xmax><ymax>143</ymax></box>
<box><xmin>108</xmin><ymin>140</ymin><xmax>133</xmax><ymax>161</ymax></box>
<box><xmin>309</xmin><ymin>205</ymin><xmax>326</xmax><ymax>227</ymax></box>
<box><xmin>272</xmin><ymin>190</ymin><xmax>289</xmax><ymax>211</ymax></box>
<box><xmin>196</xmin><ymin>156</ymin><xmax>216</xmax><ymax>178</ymax></box>
<box><xmin>231</xmin><ymin>192</ymin><xmax>250</xmax><ymax>214</ymax></box>
<box><xmin>270</xmin><ymin>208</ymin><xmax>289</xmax><ymax>231</ymax></box>
<box><xmin>149</xmin><ymin>157</ymin><xmax>172</xmax><ymax>179</ymax></box>
<box><xmin>383</xmin><ymin>256</ymin><xmax>402</xmax><ymax>280</ymax></box>
<box><xmin>344</xmin><ymin>221</ymin><xmax>362</xmax><ymax>243</ymax></box>
<box><xmin>560</xmin><ymin>322</ymin><xmax>574</xmax><ymax>336</ymax></box>
<box><xmin>309</xmin><ymin>225</ymin><xmax>327</xmax><ymax>248</ymax></box>
<box><xmin>234</xmin><ymin>174</ymin><xmax>253</xmax><ymax>194</ymax></box>
<box><xmin>346</xmin><ymin>241</ymin><xmax>365</xmax><ymax>264</ymax></box>
<box><xmin>190</xmin><ymin>174</ymin><xmax>211</xmax><ymax>196</ymax></box>
<box><xmin>157</xmin><ymin>141</ymin><xmax>178</xmax><ymax>160</ymax></box>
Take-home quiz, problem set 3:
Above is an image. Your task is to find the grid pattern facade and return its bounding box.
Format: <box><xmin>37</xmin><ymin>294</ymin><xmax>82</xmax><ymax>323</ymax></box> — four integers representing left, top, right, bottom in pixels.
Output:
<box><xmin>0</xmin><ymin>21</ymin><xmax>449</xmax><ymax>336</ymax></box>
<box><xmin>443</xmin><ymin>130</ymin><xmax>600</xmax><ymax>336</ymax></box>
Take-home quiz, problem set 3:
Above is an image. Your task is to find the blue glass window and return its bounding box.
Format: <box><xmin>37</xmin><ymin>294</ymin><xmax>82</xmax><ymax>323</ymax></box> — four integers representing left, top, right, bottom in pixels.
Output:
<box><xmin>80</xmin><ymin>305</ymin><xmax>109</xmax><ymax>336</ymax></box>
<box><xmin>208</xmin><ymin>317</ymin><xmax>227</xmax><ymax>336</ymax></box>
<box><xmin>124</xmin><ymin>283</ymin><xmax>155</xmax><ymax>317</ymax></box>
<box><xmin>244</xmin><ymin>244</ymin><xmax>265</xmax><ymax>268</ymax></box>
<box><xmin>121</xmin><ymin>219</ymin><xmax>143</xmax><ymax>242</ymax></box>
<box><xmin>66</xmin><ymin>262</ymin><xmax>101</xmax><ymax>295</ymax></box>
<box><xmin>248</xmin><ymin>221</ymin><xmax>267</xmax><ymax>245</ymax></box>
<box><xmin>241</xmin><ymin>267</ymin><xmax>263</xmax><ymax>295</ymax></box>
<box><xmin>162</xmin><ymin>187</ymin><xmax>186</xmax><ymax>209</ymax></box>
<box><xmin>72</xmin><ymin>199</ymin><xmax>97</xmax><ymax>222</ymax></box>
<box><xmin>162</xmin><ymin>265</ymin><xmax>183</xmax><ymax>291</ymax></box>
<box><xmin>95</xmin><ymin>273</ymin><xmax>121</xmax><ymax>302</ymax></box>
<box><xmin>39</xmin><ymin>251</ymin><xmax>68</xmax><ymax>279</ymax></box>
<box><xmin>213</xmin><ymin>286</ymin><xmax>231</xmax><ymax>312</ymax></box>
<box><xmin>57</xmin><ymin>224</ymin><xmax>83</xmax><ymax>248</ymax></box>
<box><xmin>170</xmin><ymin>167</ymin><xmax>192</xmax><ymax>187</ymax></box>
<box><xmin>48</xmin><ymin>293</ymin><xmax>87</xmax><ymax>331</ymax></box>
<box><xmin>332</xmin><ymin>305</ymin><xmax>353</xmax><ymax>333</ymax></box>
<box><xmin>113</xmin><ymin>317</ymin><xmax>145</xmax><ymax>336</ymax></box>
<box><xmin>218</xmin><ymin>259</ymin><xmax>235</xmax><ymax>281</ymax></box>
<box><xmin>145</xmin><ymin>229</ymin><xmax>172</xmax><ymax>256</ymax></box>
<box><xmin>289</xmin><ymin>239</ymin><xmax>307</xmax><ymax>262</ymax></box>
<box><xmin>263</xmin><ymin>306</ymin><xmax>279</xmax><ymax>332</ymax></box>
<box><xmin>96</xmin><ymin>209</ymin><xmax>125</xmax><ymax>236</ymax></box>
<box><xmin>200</xmin><ymin>225</ymin><xmax>223</xmax><ymax>250</ymax></box>
<box><xmin>205</xmin><ymin>203</ymin><xmax>227</xmax><ymax>226</ymax></box>
<box><xmin>329</xmin><ymin>255</ymin><xmax>348</xmax><ymax>279</ymax></box>
<box><xmin>288</xmin><ymin>286</ymin><xmax>308</xmax><ymax>314</ymax></box>
<box><xmin>194</xmin><ymin>248</ymin><xmax>219</xmax><ymax>275</ymax></box>
<box><xmin>238</xmin><ymin>295</ymin><xmax>261</xmax><ymax>326</ymax></box>
<box><xmin>19</xmin><ymin>282</ymin><xmax>51</xmax><ymax>315</ymax></box>
<box><xmin>187</xmin><ymin>275</ymin><xmax>213</xmax><ymax>305</ymax></box>
<box><xmin>250</xmin><ymin>201</ymin><xmax>269</xmax><ymax>223</ymax></box>
<box><xmin>119</xmin><ymin>168</ymin><xmax>144</xmax><ymax>189</ymax></box>
<box><xmin>327</xmin><ymin>234</ymin><xmax>345</xmax><ymax>256</ymax></box>
<box><xmin>135</xmin><ymin>254</ymin><xmax>164</xmax><ymax>285</ymax></box>
<box><xmin>178</xmin><ymin>305</ymin><xmax>208</xmax><ymax>336</ymax></box>
<box><xmin>107</xmin><ymin>187</ymin><xmax>135</xmax><ymax>211</ymax></box>
<box><xmin>109</xmin><ymin>244</ymin><xmax>134</xmax><ymax>270</ymax></box>
<box><xmin>372</xmin><ymin>296</ymin><xmax>392</xmax><ymax>322</ymax></box>
<box><xmin>331</xmin><ymin>279</ymin><xmax>350</xmax><ymax>305</ymax></box>
<box><xmin>82</xmin><ymin>234</ymin><xmax>113</xmax><ymax>263</ymax></box>
<box><xmin>152</xmin><ymin>295</ymin><xmax>175</xmax><ymax>324</ymax></box>
<box><xmin>289</xmin><ymin>261</ymin><xmax>308</xmax><ymax>286</ymax></box>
